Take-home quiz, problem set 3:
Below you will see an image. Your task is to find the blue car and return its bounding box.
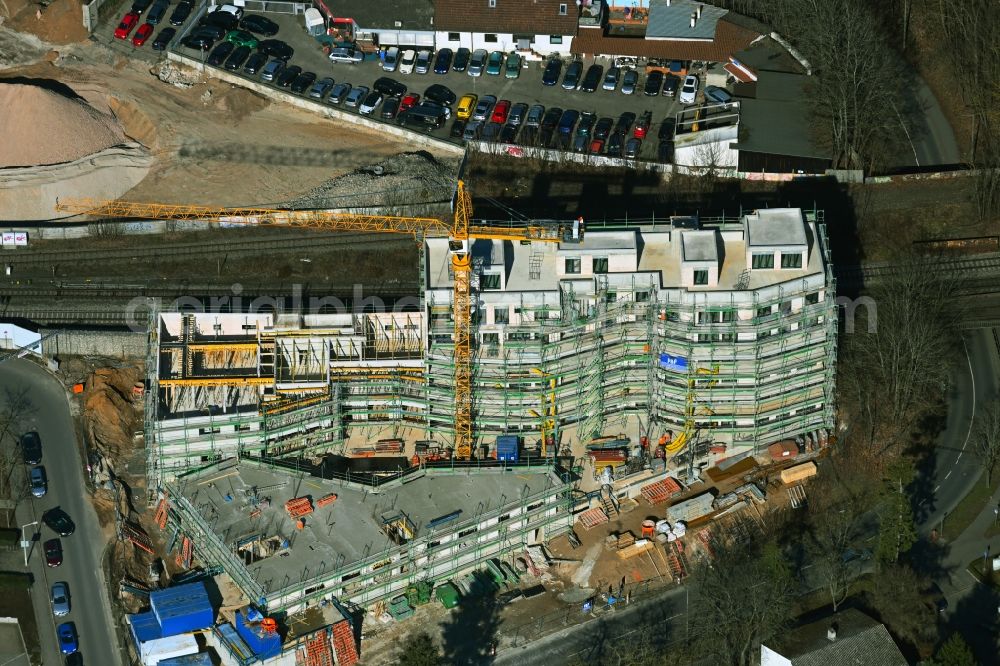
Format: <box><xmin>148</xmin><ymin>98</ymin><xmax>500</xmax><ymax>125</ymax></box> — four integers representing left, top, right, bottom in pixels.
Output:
<box><xmin>542</xmin><ymin>58</ymin><xmax>562</xmax><ymax>86</ymax></box>
<box><xmin>57</xmin><ymin>622</ymin><xmax>78</xmax><ymax>654</ymax></box>
<box><xmin>433</xmin><ymin>47</ymin><xmax>453</xmax><ymax>74</ymax></box>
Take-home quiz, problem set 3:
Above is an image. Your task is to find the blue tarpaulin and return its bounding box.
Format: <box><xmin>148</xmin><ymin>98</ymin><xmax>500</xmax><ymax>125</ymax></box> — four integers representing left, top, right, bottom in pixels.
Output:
<box><xmin>659</xmin><ymin>354</ymin><xmax>688</xmax><ymax>372</ymax></box>
<box><xmin>150</xmin><ymin>582</ymin><xmax>214</xmax><ymax>636</ymax></box>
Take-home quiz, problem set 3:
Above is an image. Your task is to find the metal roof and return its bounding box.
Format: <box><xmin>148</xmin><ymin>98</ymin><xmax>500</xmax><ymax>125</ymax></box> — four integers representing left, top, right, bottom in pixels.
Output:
<box><xmin>647</xmin><ymin>0</ymin><xmax>727</xmax><ymax>40</ymax></box>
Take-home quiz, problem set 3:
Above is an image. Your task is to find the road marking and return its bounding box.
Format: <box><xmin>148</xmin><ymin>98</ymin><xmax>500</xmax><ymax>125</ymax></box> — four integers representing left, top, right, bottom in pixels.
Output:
<box><xmin>945</xmin><ymin>470</ymin><xmax>952</xmax><ymax>480</ymax></box>
<box><xmin>959</xmin><ymin>337</ymin><xmax>976</xmax><ymax>456</ymax></box>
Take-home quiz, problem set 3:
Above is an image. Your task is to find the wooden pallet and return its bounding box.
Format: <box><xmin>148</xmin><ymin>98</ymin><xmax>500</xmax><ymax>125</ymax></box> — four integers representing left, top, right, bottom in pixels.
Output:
<box><xmin>640</xmin><ymin>478</ymin><xmax>682</xmax><ymax>504</ymax></box>
<box><xmin>576</xmin><ymin>506</ymin><xmax>609</xmax><ymax>530</ymax></box>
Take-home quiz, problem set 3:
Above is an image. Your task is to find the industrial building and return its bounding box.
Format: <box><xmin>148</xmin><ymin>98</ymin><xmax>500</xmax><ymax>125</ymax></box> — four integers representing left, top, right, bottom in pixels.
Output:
<box><xmin>145</xmin><ymin>207</ymin><xmax>836</xmax><ymax>484</ymax></box>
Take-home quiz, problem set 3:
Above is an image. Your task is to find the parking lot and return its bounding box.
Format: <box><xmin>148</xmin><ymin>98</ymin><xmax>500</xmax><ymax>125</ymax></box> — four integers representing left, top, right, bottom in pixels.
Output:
<box><xmin>100</xmin><ymin>1</ymin><xmax>693</xmax><ymax>162</ymax></box>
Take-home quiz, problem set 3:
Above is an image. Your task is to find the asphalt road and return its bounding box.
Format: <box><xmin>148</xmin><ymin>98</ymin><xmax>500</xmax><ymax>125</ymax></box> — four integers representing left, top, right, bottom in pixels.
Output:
<box><xmin>909</xmin><ymin>74</ymin><xmax>962</xmax><ymax>167</ymax></box>
<box><xmin>4</xmin><ymin>358</ymin><xmax>122</xmax><ymax>666</ymax></box>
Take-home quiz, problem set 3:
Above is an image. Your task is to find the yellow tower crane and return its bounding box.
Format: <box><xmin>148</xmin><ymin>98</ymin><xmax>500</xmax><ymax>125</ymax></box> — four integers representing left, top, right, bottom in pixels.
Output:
<box><xmin>56</xmin><ymin>182</ymin><xmax>578</xmax><ymax>460</ymax></box>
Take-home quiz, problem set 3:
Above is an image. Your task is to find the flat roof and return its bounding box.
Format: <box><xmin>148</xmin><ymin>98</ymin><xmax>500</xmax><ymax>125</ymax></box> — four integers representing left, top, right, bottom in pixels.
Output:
<box><xmin>558</xmin><ymin>230</ymin><xmax>637</xmax><ymax>254</ymax></box>
<box><xmin>647</xmin><ymin>0</ymin><xmax>726</xmax><ymax>40</ymax></box>
<box><xmin>171</xmin><ymin>463</ymin><xmax>561</xmax><ymax>591</ymax></box>
<box><xmin>746</xmin><ymin>208</ymin><xmax>809</xmax><ymax>247</ymax></box>
<box><xmin>681</xmin><ymin>230</ymin><xmax>719</xmax><ymax>262</ymax></box>
<box><xmin>735</xmin><ymin>71</ymin><xmax>830</xmax><ymax>159</ymax></box>
<box><xmin>333</xmin><ymin>0</ymin><xmax>434</xmax><ymax>31</ymax></box>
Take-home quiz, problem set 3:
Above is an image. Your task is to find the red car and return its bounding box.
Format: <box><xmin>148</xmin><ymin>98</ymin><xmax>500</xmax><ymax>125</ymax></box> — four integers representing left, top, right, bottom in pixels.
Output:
<box><xmin>132</xmin><ymin>22</ymin><xmax>154</xmax><ymax>46</ymax></box>
<box><xmin>400</xmin><ymin>93</ymin><xmax>420</xmax><ymax>111</ymax></box>
<box><xmin>589</xmin><ymin>138</ymin><xmax>605</xmax><ymax>154</ymax></box>
<box><xmin>114</xmin><ymin>11</ymin><xmax>139</xmax><ymax>39</ymax></box>
<box><xmin>44</xmin><ymin>538</ymin><xmax>63</xmax><ymax>567</ymax></box>
<box><xmin>491</xmin><ymin>99</ymin><xmax>511</xmax><ymax>124</ymax></box>
<box><xmin>633</xmin><ymin>111</ymin><xmax>652</xmax><ymax>139</ymax></box>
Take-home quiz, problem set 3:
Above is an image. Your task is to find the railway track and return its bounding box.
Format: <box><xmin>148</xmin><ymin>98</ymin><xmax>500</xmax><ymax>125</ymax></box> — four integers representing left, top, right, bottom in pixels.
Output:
<box><xmin>0</xmin><ymin>232</ymin><xmax>412</xmax><ymax>267</ymax></box>
<box><xmin>835</xmin><ymin>253</ymin><xmax>1000</xmax><ymax>282</ymax></box>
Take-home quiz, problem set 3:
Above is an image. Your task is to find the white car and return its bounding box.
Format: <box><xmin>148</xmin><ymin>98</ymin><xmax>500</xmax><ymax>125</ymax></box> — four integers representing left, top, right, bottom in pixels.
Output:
<box><xmin>399</xmin><ymin>49</ymin><xmax>416</xmax><ymax>74</ymax></box>
<box><xmin>329</xmin><ymin>47</ymin><xmax>363</xmax><ymax>64</ymax></box>
<box><xmin>51</xmin><ymin>582</ymin><xmax>70</xmax><ymax>616</ymax></box>
<box><xmin>679</xmin><ymin>74</ymin><xmax>699</xmax><ymax>104</ymax></box>
<box><xmin>382</xmin><ymin>46</ymin><xmax>399</xmax><ymax>72</ymax></box>
<box><xmin>359</xmin><ymin>91</ymin><xmax>383</xmax><ymax>115</ymax></box>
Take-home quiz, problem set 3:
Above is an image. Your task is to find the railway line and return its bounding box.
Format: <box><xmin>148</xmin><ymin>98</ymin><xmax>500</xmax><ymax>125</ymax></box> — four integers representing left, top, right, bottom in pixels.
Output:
<box><xmin>835</xmin><ymin>253</ymin><xmax>1000</xmax><ymax>283</ymax></box>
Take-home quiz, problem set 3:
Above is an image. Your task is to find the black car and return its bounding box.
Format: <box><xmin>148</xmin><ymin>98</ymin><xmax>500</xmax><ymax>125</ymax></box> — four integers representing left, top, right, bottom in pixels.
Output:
<box><xmin>658</xmin><ymin>117</ymin><xmax>676</xmax><ymax>141</ymax></box>
<box><xmin>43</xmin><ymin>508</ymin><xmax>75</xmax><ymax>537</ymax></box>
<box><xmin>576</xmin><ymin>112</ymin><xmax>596</xmax><ymax>138</ymax></box>
<box><xmin>169</xmin><ymin>1</ymin><xmax>192</xmax><ymax>25</ymax></box>
<box><xmin>207</xmin><ymin>41</ymin><xmax>234</xmax><ymax>67</ymax></box>
<box><xmin>145</xmin><ymin>0</ymin><xmax>169</xmax><ymax>25</ymax></box>
<box><xmin>662</xmin><ymin>74</ymin><xmax>680</xmax><ymax>97</ymax></box>
<box><xmin>450</xmin><ymin>119</ymin><xmax>466</xmax><ymax>138</ymax></box>
<box><xmin>373</xmin><ymin>76</ymin><xmax>406</xmax><ymax>97</ymax></box>
<box><xmin>499</xmin><ymin>123</ymin><xmax>518</xmax><ymax>143</ymax></box>
<box><xmin>557</xmin><ymin>109</ymin><xmax>580</xmax><ymax>135</ymax></box>
<box><xmin>200</xmin><ymin>10</ymin><xmax>239</xmax><ymax>31</ymax></box>
<box><xmin>561</xmin><ymin>61</ymin><xmax>583</xmax><ymax>90</ymax></box>
<box><xmin>433</xmin><ymin>48</ymin><xmax>453</xmax><ymax>74</ymax></box>
<box><xmin>614</xmin><ymin>111</ymin><xmax>636</xmax><ymax>136</ymax></box>
<box><xmin>240</xmin><ymin>13</ymin><xmax>279</xmax><ymax>36</ymax></box>
<box><xmin>607</xmin><ymin>132</ymin><xmax>624</xmax><ymax>157</ymax></box>
<box><xmin>258</xmin><ymin>39</ymin><xmax>293</xmax><ymax>60</ymax></box>
<box><xmin>658</xmin><ymin>140</ymin><xmax>673</xmax><ymax>163</ymax></box>
<box><xmin>381</xmin><ymin>96</ymin><xmax>401</xmax><ymax>119</ymax></box>
<box><xmin>452</xmin><ymin>47</ymin><xmax>470</xmax><ymax>72</ymax></box>
<box><xmin>151</xmin><ymin>26</ymin><xmax>175</xmax><ymax>50</ymax></box>
<box><xmin>644</xmin><ymin>71</ymin><xmax>664</xmax><ymax>96</ymax></box>
<box><xmin>243</xmin><ymin>51</ymin><xmax>267</xmax><ymax>75</ymax></box>
<box><xmin>224</xmin><ymin>45</ymin><xmax>251</xmax><ymax>70</ymax></box>
<box><xmin>181</xmin><ymin>33</ymin><xmax>213</xmax><ymax>51</ymax></box>
<box><xmin>290</xmin><ymin>71</ymin><xmax>317</xmax><ymax>94</ymax></box>
<box><xmin>482</xmin><ymin>121</ymin><xmax>502</xmax><ymax>142</ymax></box>
<box><xmin>424</xmin><ymin>83</ymin><xmax>456</xmax><ymax>106</ymax></box>
<box><xmin>21</xmin><ymin>432</ymin><xmax>41</xmax><ymax>465</ymax></box>
<box><xmin>190</xmin><ymin>23</ymin><xmax>225</xmax><ymax>40</ymax></box>
<box><xmin>130</xmin><ymin>0</ymin><xmax>152</xmax><ymax>14</ymax></box>
<box><xmin>542</xmin><ymin>58</ymin><xmax>562</xmax><ymax>86</ymax></box>
<box><xmin>580</xmin><ymin>64</ymin><xmax>603</xmax><ymax>93</ymax></box>
<box><xmin>66</xmin><ymin>653</ymin><xmax>83</xmax><ymax>666</ymax></box>
<box><xmin>276</xmin><ymin>64</ymin><xmax>302</xmax><ymax>87</ymax></box>
<box><xmin>594</xmin><ymin>117</ymin><xmax>614</xmax><ymax>140</ymax></box>
<box><xmin>540</xmin><ymin>107</ymin><xmax>563</xmax><ymax>131</ymax></box>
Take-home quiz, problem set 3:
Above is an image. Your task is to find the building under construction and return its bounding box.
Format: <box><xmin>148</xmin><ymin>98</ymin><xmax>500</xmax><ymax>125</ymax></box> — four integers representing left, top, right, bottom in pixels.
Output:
<box><xmin>145</xmin><ymin>207</ymin><xmax>837</xmax><ymax>483</ymax></box>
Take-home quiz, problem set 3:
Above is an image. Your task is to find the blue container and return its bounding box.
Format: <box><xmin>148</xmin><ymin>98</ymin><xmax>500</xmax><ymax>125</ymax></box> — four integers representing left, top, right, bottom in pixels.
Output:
<box><xmin>234</xmin><ymin>611</ymin><xmax>282</xmax><ymax>659</ymax></box>
<box><xmin>128</xmin><ymin>610</ymin><xmax>162</xmax><ymax>644</ymax></box>
<box><xmin>496</xmin><ymin>436</ymin><xmax>519</xmax><ymax>462</ymax></box>
<box><xmin>150</xmin><ymin>582</ymin><xmax>214</xmax><ymax>636</ymax></box>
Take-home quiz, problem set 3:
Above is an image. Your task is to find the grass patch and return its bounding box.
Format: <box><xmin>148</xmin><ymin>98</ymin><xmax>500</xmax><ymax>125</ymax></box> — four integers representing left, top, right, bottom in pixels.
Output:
<box><xmin>966</xmin><ymin>560</ymin><xmax>999</xmax><ymax>590</ymax></box>
<box><xmin>0</xmin><ymin>584</ymin><xmax>41</xmax><ymax>664</ymax></box>
<box><xmin>0</xmin><ymin>571</ymin><xmax>32</xmax><ymax>590</ymax></box>
<box><xmin>943</xmin><ymin>472</ymin><xmax>1000</xmax><ymax>540</ymax></box>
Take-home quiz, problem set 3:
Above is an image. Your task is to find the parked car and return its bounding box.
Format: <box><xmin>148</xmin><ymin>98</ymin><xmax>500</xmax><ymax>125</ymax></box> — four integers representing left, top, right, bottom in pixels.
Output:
<box><xmin>401</xmin><ymin>103</ymin><xmax>449</xmax><ymax>129</ymax></box>
<box><xmin>373</xmin><ymin>77</ymin><xmax>407</xmax><ymax>97</ymax></box>
<box><xmin>131</xmin><ymin>21</ymin><xmax>153</xmax><ymax>45</ymax></box>
<box><xmin>259</xmin><ymin>58</ymin><xmax>285</xmax><ymax>82</ymax></box>
<box><xmin>225</xmin><ymin>29</ymin><xmax>258</xmax><ymax>48</ymax></box>
<box><xmin>504</xmin><ymin>52</ymin><xmax>521</xmax><ymax>79</ymax></box>
<box><xmin>258</xmin><ymin>39</ymin><xmax>293</xmax><ymax>60</ymax></box>
<box><xmin>240</xmin><ymin>13</ymin><xmax>278</xmax><ymax>36</ymax></box>
<box><xmin>345</xmin><ymin>85</ymin><xmax>369</xmax><ymax>108</ymax></box>
<box><xmin>482</xmin><ymin>121</ymin><xmax>502</xmax><ymax>141</ymax></box>
<box><xmin>169</xmin><ymin>1</ymin><xmax>192</xmax><ymax>26</ymax></box>
<box><xmin>602</xmin><ymin>67</ymin><xmax>621</xmax><ymax>91</ymax></box>
<box><xmin>51</xmin><ymin>582</ymin><xmax>70</xmax><ymax>616</ymax></box>
<box><xmin>456</xmin><ymin>94</ymin><xmax>477</xmax><ymax>120</ymax></box>
<box><xmin>607</xmin><ymin>132</ymin><xmax>624</xmax><ymax>157</ymax></box>
<box><xmin>540</xmin><ymin>107</ymin><xmax>563</xmax><ymax>131</ymax></box>
<box><xmin>450</xmin><ymin>119</ymin><xmax>466</xmax><ymax>138</ymax></box>
<box><xmin>499</xmin><ymin>123</ymin><xmax>518</xmax><ymax>143</ymax></box>
<box><xmin>415</xmin><ymin>50</ymin><xmax>432</xmax><ymax>74</ymax></box>
<box><xmin>57</xmin><ymin>622</ymin><xmax>78</xmax><ymax>655</ymax></box>
<box><xmin>43</xmin><ymin>508</ymin><xmax>75</xmax><ymax>536</ymax></box>
<box><xmin>452</xmin><ymin>47</ymin><xmax>471</xmax><ymax>72</ymax></box>
<box><xmin>290</xmin><ymin>71</ymin><xmax>317</xmax><ymax>94</ymax></box>
<box><xmin>308</xmin><ymin>77</ymin><xmax>335</xmax><ymax>99</ymax></box>
<box><xmin>30</xmin><ymin>466</ymin><xmax>46</xmax><ymax>498</ymax></box>
<box><xmin>223</xmin><ymin>45</ymin><xmax>250</xmax><ymax>70</ymax></box>
<box><xmin>462</xmin><ymin>120</ymin><xmax>482</xmax><ymax>142</ymax></box>
<box><xmin>207</xmin><ymin>41</ymin><xmax>234</xmax><ymax>67</ymax></box>
<box><xmin>381</xmin><ymin>96</ymin><xmax>401</xmax><ymax>119</ymax></box>
<box><xmin>581</xmin><ymin>64</ymin><xmax>603</xmax><ymax>92</ymax></box>
<box><xmin>113</xmin><ymin>12</ymin><xmax>139</xmax><ymax>40</ymax></box>
<box><xmin>594</xmin><ymin>117</ymin><xmax>614</xmax><ymax>140</ymax></box>
<box><xmin>572</xmin><ymin>134</ymin><xmax>588</xmax><ymax>153</ymax></box>
<box><xmin>625</xmin><ymin>137</ymin><xmax>642</xmax><ymax>158</ymax></box>
<box><xmin>130</xmin><ymin>0</ymin><xmax>151</xmax><ymax>14</ymax></box>
<box><xmin>45</xmin><ymin>538</ymin><xmax>63</xmax><ymax>567</ymax></box>
<box><xmin>658</xmin><ymin>117</ymin><xmax>676</xmax><ymax>140</ymax></box>
<box><xmin>657</xmin><ymin>140</ymin><xmax>673</xmax><ymax>163</ymax></box>
<box><xmin>382</xmin><ymin>46</ymin><xmax>400</xmax><ymax>72</ymax></box>
<box><xmin>485</xmin><ymin>51</ymin><xmax>504</xmax><ymax>75</ymax></box>
<box><xmin>216</xmin><ymin>3</ymin><xmax>244</xmax><ymax>19</ymax></box>
<box><xmin>434</xmin><ymin>48</ymin><xmax>453</xmax><ymax>74</ymax></box>
<box><xmin>242</xmin><ymin>51</ymin><xmax>267</xmax><ymax>75</ymax></box>
<box><xmin>525</xmin><ymin>104</ymin><xmax>545</xmax><ymax>127</ymax></box>
<box><xmin>200</xmin><ymin>9</ymin><xmax>238</xmax><ymax>30</ymax></box>
<box><xmin>472</xmin><ymin>95</ymin><xmax>497</xmax><ymax>121</ymax></box>
<box><xmin>679</xmin><ymin>74</ymin><xmax>699</xmax><ymax>104</ymax></box>
<box><xmin>276</xmin><ymin>64</ymin><xmax>302</xmax><ymax>88</ymax></box>
<box><xmin>614</xmin><ymin>111</ymin><xmax>636</xmax><ymax>136</ymax></box>
<box><xmin>328</xmin><ymin>46</ymin><xmax>362</xmax><ymax>64</ymax></box>
<box><xmin>399</xmin><ymin>49</ymin><xmax>417</xmax><ymax>74</ymax></box>
<box><xmin>633</xmin><ymin>111</ymin><xmax>652</xmax><ymax>139</ymax></box>
<box><xmin>327</xmin><ymin>82</ymin><xmax>351</xmax><ymax>104</ymax></box>
<box><xmin>542</xmin><ymin>58</ymin><xmax>562</xmax><ymax>86</ymax></box>
<box><xmin>190</xmin><ymin>22</ymin><xmax>225</xmax><ymax>40</ymax></box>
<box><xmin>468</xmin><ymin>49</ymin><xmax>488</xmax><ymax>76</ymax></box>
<box><xmin>558</xmin><ymin>109</ymin><xmax>580</xmax><ymax>138</ymax></box>
<box><xmin>662</xmin><ymin>74</ymin><xmax>680</xmax><ymax>97</ymax></box>
<box><xmin>359</xmin><ymin>91</ymin><xmax>383</xmax><ymax>115</ymax></box>
<box><xmin>704</xmin><ymin>85</ymin><xmax>734</xmax><ymax>105</ymax></box>
<box><xmin>561</xmin><ymin>61</ymin><xmax>583</xmax><ymax>90</ymax></box>
<box><xmin>424</xmin><ymin>84</ymin><xmax>456</xmax><ymax>106</ymax></box>
<box><xmin>508</xmin><ymin>102</ymin><xmax>529</xmax><ymax>126</ymax></box>
<box><xmin>621</xmin><ymin>70</ymin><xmax>638</xmax><ymax>95</ymax></box>
<box><xmin>400</xmin><ymin>93</ymin><xmax>420</xmax><ymax>111</ymax></box>
<box><xmin>151</xmin><ymin>26</ymin><xmax>176</xmax><ymax>50</ymax></box>
<box><xmin>491</xmin><ymin>99</ymin><xmax>511</xmax><ymax>124</ymax></box>
<box><xmin>576</xmin><ymin>112</ymin><xmax>596</xmax><ymax>138</ymax></box>
<box><xmin>181</xmin><ymin>32</ymin><xmax>213</xmax><ymax>50</ymax></box>
<box><xmin>644</xmin><ymin>70</ymin><xmax>663</xmax><ymax>96</ymax></box>
<box><xmin>590</xmin><ymin>138</ymin><xmax>605</xmax><ymax>154</ymax></box>
<box><xmin>145</xmin><ymin>0</ymin><xmax>169</xmax><ymax>25</ymax></box>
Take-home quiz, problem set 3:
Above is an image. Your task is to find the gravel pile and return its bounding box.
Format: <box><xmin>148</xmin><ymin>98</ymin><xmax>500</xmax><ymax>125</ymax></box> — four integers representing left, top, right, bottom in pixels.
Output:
<box><xmin>282</xmin><ymin>150</ymin><xmax>460</xmax><ymax>216</ymax></box>
<box><xmin>0</xmin><ymin>81</ymin><xmax>126</xmax><ymax>168</ymax></box>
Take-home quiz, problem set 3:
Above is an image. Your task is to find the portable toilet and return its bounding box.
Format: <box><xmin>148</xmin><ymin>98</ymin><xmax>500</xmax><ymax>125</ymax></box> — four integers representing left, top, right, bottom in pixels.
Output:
<box><xmin>304</xmin><ymin>8</ymin><xmax>325</xmax><ymax>38</ymax></box>
<box><xmin>496</xmin><ymin>435</ymin><xmax>519</xmax><ymax>462</ymax></box>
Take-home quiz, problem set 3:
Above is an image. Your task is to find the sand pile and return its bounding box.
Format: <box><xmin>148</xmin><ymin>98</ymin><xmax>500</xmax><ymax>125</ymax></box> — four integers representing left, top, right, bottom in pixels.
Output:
<box><xmin>0</xmin><ymin>81</ymin><xmax>126</xmax><ymax>168</ymax></box>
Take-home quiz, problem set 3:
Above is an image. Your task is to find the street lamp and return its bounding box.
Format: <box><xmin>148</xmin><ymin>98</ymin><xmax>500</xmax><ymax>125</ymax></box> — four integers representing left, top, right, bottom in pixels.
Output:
<box><xmin>20</xmin><ymin>520</ymin><xmax>38</xmax><ymax>567</ymax></box>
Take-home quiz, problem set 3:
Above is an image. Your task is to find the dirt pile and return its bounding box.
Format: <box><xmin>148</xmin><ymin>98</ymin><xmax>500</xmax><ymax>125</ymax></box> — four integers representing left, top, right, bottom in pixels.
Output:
<box><xmin>1</xmin><ymin>0</ymin><xmax>88</xmax><ymax>45</ymax></box>
<box><xmin>83</xmin><ymin>366</ymin><xmax>142</xmax><ymax>461</ymax></box>
<box><xmin>0</xmin><ymin>81</ymin><xmax>126</xmax><ymax>167</ymax></box>
<box><xmin>152</xmin><ymin>60</ymin><xmax>200</xmax><ymax>89</ymax></box>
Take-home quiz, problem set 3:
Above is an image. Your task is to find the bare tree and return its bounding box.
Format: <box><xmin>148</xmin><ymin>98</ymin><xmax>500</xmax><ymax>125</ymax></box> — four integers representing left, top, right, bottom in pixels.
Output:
<box><xmin>974</xmin><ymin>399</ymin><xmax>1000</xmax><ymax>488</ymax></box>
<box><xmin>0</xmin><ymin>386</ymin><xmax>36</xmax><ymax>523</ymax></box>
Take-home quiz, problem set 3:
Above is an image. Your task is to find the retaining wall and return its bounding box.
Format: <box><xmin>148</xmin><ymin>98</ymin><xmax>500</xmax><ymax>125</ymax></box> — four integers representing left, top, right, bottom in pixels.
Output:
<box><xmin>41</xmin><ymin>328</ymin><xmax>147</xmax><ymax>358</ymax></box>
<box><xmin>82</xmin><ymin>0</ymin><xmax>117</xmax><ymax>32</ymax></box>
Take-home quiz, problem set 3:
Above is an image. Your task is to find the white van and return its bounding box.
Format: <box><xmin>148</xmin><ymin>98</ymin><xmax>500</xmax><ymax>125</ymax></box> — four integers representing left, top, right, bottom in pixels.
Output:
<box><xmin>213</xmin><ymin>3</ymin><xmax>244</xmax><ymax>18</ymax></box>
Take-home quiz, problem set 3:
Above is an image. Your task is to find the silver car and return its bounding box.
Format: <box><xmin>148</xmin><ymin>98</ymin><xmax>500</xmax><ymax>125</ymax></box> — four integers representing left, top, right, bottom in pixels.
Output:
<box><xmin>508</xmin><ymin>102</ymin><xmax>529</xmax><ymax>126</ymax></box>
<box><xmin>327</xmin><ymin>82</ymin><xmax>351</xmax><ymax>104</ymax></box>
<box><xmin>602</xmin><ymin>67</ymin><xmax>620</xmax><ymax>91</ymax></box>
<box><xmin>468</xmin><ymin>49</ymin><xmax>488</xmax><ymax>77</ymax></box>
<box><xmin>259</xmin><ymin>59</ymin><xmax>285</xmax><ymax>82</ymax></box>
<box><xmin>471</xmin><ymin>94</ymin><xmax>496</xmax><ymax>121</ymax></box>
<box><xmin>30</xmin><ymin>466</ymin><xmax>46</xmax><ymax>498</ymax></box>
<box><xmin>345</xmin><ymin>85</ymin><xmax>369</xmax><ymax>108</ymax></box>
<box><xmin>621</xmin><ymin>70</ymin><xmax>638</xmax><ymax>95</ymax></box>
<box><xmin>415</xmin><ymin>50</ymin><xmax>432</xmax><ymax>74</ymax></box>
<box><xmin>51</xmin><ymin>582</ymin><xmax>70</xmax><ymax>616</ymax></box>
<box><xmin>308</xmin><ymin>77</ymin><xmax>335</xmax><ymax>99</ymax></box>
<box><xmin>525</xmin><ymin>104</ymin><xmax>545</xmax><ymax>127</ymax></box>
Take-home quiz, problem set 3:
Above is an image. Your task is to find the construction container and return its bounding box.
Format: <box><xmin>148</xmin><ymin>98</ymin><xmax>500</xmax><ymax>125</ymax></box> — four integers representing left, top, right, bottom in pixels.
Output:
<box><xmin>435</xmin><ymin>582</ymin><xmax>461</xmax><ymax>609</ymax></box>
<box><xmin>496</xmin><ymin>435</ymin><xmax>520</xmax><ymax>462</ymax></box>
<box><xmin>234</xmin><ymin>610</ymin><xmax>281</xmax><ymax>659</ymax></box>
<box><xmin>128</xmin><ymin>610</ymin><xmax>163</xmax><ymax>644</ymax></box>
<box><xmin>139</xmin><ymin>633</ymin><xmax>199</xmax><ymax>666</ymax></box>
<box><xmin>665</xmin><ymin>492</ymin><xmax>715</xmax><ymax>524</ymax></box>
<box><xmin>149</xmin><ymin>582</ymin><xmax>214</xmax><ymax>636</ymax></box>
<box><xmin>767</xmin><ymin>440</ymin><xmax>799</xmax><ymax>461</ymax></box>
<box><xmin>588</xmin><ymin>449</ymin><xmax>628</xmax><ymax>471</ymax></box>
<box><xmin>156</xmin><ymin>653</ymin><xmax>213</xmax><ymax>666</ymax></box>
<box><xmin>779</xmin><ymin>461</ymin><xmax>818</xmax><ymax>484</ymax></box>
